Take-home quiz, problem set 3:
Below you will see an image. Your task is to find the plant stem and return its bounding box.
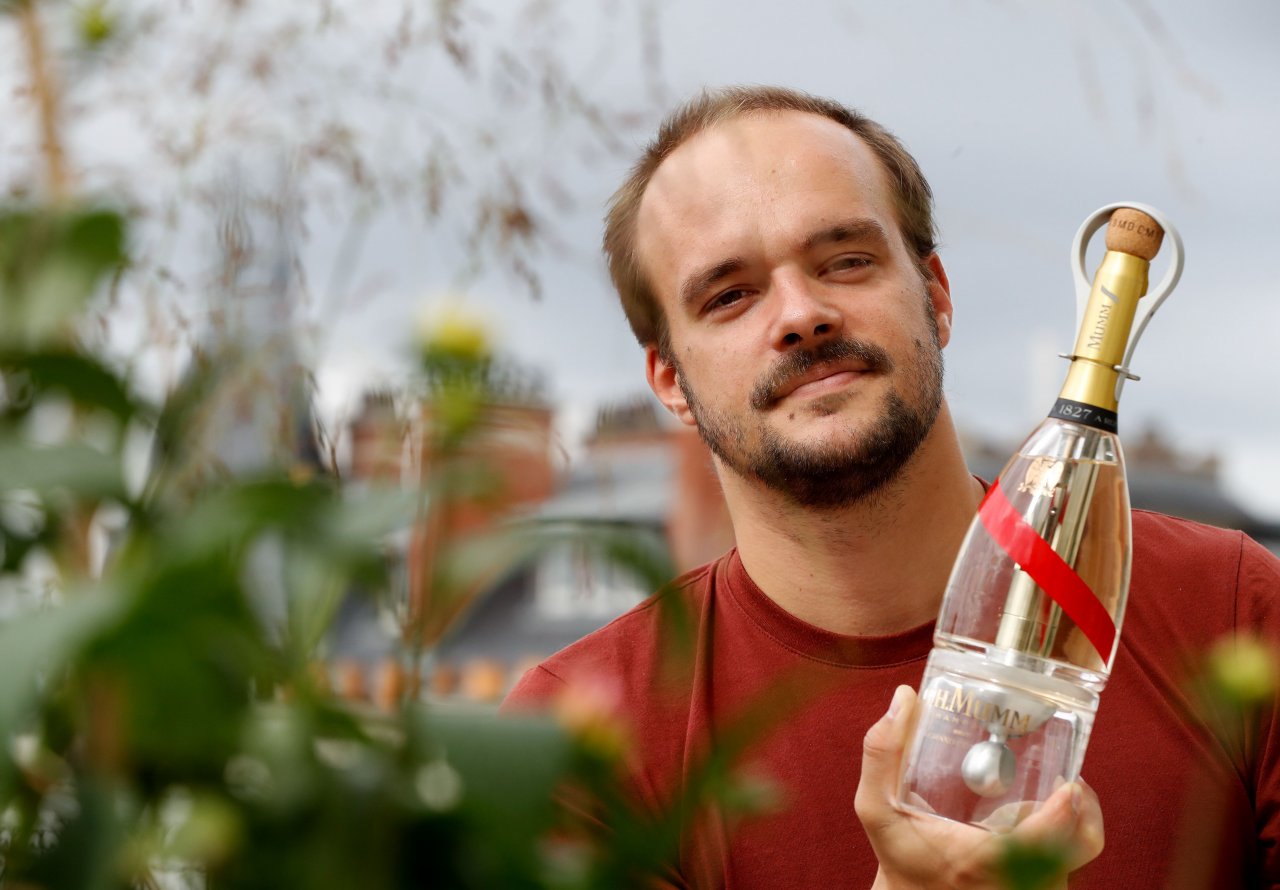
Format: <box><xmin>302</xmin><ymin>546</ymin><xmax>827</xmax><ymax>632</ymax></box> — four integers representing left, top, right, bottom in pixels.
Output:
<box><xmin>17</xmin><ymin>0</ymin><xmax>72</xmax><ymax>203</ymax></box>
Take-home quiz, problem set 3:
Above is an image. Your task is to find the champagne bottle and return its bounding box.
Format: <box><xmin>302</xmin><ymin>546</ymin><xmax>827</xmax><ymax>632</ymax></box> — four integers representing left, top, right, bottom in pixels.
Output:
<box><xmin>896</xmin><ymin>205</ymin><xmax>1182</xmax><ymax>830</ymax></box>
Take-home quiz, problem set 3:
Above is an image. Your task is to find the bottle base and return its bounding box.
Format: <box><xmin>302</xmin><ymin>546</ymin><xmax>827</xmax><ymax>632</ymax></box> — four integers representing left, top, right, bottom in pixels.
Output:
<box><xmin>896</xmin><ymin>648</ymin><xmax>1098</xmax><ymax>831</ymax></box>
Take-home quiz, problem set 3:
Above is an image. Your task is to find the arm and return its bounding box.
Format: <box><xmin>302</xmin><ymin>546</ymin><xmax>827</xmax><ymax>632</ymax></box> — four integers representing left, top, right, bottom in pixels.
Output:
<box><xmin>855</xmin><ymin>685</ymin><xmax>1105</xmax><ymax>890</ymax></box>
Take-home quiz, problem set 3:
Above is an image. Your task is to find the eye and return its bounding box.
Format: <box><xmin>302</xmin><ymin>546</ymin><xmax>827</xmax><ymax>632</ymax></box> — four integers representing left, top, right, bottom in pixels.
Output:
<box><xmin>705</xmin><ymin>288</ymin><xmax>750</xmax><ymax>313</ymax></box>
<box><xmin>824</xmin><ymin>255</ymin><xmax>873</xmax><ymax>274</ymax></box>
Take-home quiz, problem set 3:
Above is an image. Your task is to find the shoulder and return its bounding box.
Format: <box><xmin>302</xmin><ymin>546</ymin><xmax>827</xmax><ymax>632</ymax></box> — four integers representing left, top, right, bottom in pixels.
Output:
<box><xmin>503</xmin><ymin>557</ymin><xmax>722</xmax><ymax>711</ymax></box>
<box><xmin>1128</xmin><ymin>509</ymin><xmax>1280</xmax><ymax>639</ymax></box>
<box><xmin>1134</xmin><ymin>508</ymin><xmax>1249</xmax><ymax>555</ymax></box>
<box><xmin>1132</xmin><ymin>509</ymin><xmax>1279</xmax><ymax>585</ymax></box>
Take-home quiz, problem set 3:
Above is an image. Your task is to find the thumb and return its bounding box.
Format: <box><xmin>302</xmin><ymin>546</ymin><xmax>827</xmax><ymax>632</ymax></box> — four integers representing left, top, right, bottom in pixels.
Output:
<box><xmin>855</xmin><ymin>685</ymin><xmax>916</xmax><ymax>828</ymax></box>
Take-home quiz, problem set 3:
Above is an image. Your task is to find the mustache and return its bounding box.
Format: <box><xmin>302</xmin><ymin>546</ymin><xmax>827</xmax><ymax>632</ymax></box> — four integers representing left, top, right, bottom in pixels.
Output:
<box><xmin>749</xmin><ymin>337</ymin><xmax>893</xmax><ymax>410</ymax></box>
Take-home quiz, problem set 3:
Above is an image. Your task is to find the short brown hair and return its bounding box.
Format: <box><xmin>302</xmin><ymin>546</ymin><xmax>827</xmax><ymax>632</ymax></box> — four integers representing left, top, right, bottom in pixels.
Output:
<box><xmin>603</xmin><ymin>85</ymin><xmax>937</xmax><ymax>350</ymax></box>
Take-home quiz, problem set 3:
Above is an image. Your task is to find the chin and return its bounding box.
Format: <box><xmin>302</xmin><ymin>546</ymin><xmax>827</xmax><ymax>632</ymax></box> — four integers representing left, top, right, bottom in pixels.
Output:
<box><xmin>770</xmin><ymin>397</ymin><xmax>870</xmax><ymax>435</ymax></box>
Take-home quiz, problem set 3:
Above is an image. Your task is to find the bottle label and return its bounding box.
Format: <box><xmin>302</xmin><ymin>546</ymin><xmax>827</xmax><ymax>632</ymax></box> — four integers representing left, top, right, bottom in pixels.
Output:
<box><xmin>922</xmin><ymin>681</ymin><xmax>1038</xmax><ymax>737</ymax></box>
<box><xmin>1048</xmin><ymin>398</ymin><xmax>1117</xmax><ymax>433</ymax></box>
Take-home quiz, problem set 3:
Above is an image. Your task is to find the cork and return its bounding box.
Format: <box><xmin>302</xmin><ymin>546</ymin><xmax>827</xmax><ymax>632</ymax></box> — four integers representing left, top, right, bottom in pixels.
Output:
<box><xmin>1105</xmin><ymin>208</ymin><xmax>1164</xmax><ymax>260</ymax></box>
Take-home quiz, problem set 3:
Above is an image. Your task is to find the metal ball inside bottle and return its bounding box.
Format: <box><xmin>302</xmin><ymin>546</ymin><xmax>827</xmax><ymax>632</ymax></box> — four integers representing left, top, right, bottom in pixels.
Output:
<box><xmin>961</xmin><ymin>737</ymin><xmax>1016</xmax><ymax>798</ymax></box>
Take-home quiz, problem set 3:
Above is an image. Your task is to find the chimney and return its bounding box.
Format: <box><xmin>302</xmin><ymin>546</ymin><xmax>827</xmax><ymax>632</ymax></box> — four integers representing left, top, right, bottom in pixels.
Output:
<box><xmin>349</xmin><ymin>390</ymin><xmax>405</xmax><ymax>482</ymax></box>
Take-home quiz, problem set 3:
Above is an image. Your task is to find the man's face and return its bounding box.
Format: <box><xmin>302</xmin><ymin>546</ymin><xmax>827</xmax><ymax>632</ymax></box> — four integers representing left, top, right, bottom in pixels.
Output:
<box><xmin>636</xmin><ymin>111</ymin><xmax>953</xmax><ymax>508</ymax></box>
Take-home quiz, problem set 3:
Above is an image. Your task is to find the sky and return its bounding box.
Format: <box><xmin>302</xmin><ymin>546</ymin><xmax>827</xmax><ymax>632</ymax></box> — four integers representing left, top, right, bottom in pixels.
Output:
<box><xmin>2</xmin><ymin>0</ymin><xmax>1278</xmax><ymax>519</ymax></box>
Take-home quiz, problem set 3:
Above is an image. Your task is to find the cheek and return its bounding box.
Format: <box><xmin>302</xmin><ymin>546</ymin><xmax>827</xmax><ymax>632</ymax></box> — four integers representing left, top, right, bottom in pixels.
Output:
<box><xmin>669</xmin><ymin>312</ymin><xmax>773</xmax><ymax>401</ymax></box>
<box><xmin>681</xmin><ymin>355</ymin><xmax>750</xmax><ymax>414</ymax></box>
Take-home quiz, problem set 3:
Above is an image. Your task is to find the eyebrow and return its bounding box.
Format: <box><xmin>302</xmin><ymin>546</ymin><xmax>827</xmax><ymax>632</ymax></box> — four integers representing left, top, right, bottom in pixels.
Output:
<box><xmin>678</xmin><ymin>257</ymin><xmax>746</xmax><ymax>310</ymax></box>
<box><xmin>802</xmin><ymin>217</ymin><xmax>891</xmax><ymax>252</ymax></box>
<box><xmin>675</xmin><ymin>218</ymin><xmax>891</xmax><ymax>311</ymax></box>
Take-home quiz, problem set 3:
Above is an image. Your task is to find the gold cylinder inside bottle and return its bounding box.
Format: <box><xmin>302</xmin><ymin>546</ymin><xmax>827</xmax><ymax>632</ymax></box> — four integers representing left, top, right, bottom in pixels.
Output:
<box><xmin>1058</xmin><ymin>251</ymin><xmax>1150</xmax><ymax>411</ymax></box>
<box><xmin>995</xmin><ymin>248</ymin><xmax>1151</xmax><ymax>658</ymax></box>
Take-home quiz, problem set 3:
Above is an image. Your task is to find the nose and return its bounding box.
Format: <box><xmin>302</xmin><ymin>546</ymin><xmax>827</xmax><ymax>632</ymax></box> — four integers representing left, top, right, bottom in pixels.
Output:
<box><xmin>769</xmin><ymin>272</ymin><xmax>842</xmax><ymax>349</ymax></box>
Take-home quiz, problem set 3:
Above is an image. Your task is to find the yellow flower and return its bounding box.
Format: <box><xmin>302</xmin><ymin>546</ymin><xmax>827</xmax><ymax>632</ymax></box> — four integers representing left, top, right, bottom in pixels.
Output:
<box><xmin>1208</xmin><ymin>635</ymin><xmax>1277</xmax><ymax>706</ymax></box>
<box><xmin>418</xmin><ymin>303</ymin><xmax>492</xmax><ymax>366</ymax></box>
<box><xmin>78</xmin><ymin>1</ymin><xmax>117</xmax><ymax>46</ymax></box>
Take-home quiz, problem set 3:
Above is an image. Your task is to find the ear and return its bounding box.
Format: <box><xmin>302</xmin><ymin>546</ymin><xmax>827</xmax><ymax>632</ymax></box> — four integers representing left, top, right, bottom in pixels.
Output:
<box><xmin>645</xmin><ymin>345</ymin><xmax>698</xmax><ymax>427</ymax></box>
<box><xmin>923</xmin><ymin>252</ymin><xmax>953</xmax><ymax>348</ymax></box>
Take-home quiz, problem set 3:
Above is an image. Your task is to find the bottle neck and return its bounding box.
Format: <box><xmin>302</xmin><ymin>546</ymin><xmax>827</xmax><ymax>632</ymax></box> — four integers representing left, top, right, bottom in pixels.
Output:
<box><xmin>1051</xmin><ymin>250</ymin><xmax>1150</xmax><ymax>432</ymax></box>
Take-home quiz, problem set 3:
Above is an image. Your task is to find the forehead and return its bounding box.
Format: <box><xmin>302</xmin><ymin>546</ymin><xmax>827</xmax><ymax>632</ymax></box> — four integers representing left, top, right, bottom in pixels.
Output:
<box><xmin>634</xmin><ymin>110</ymin><xmax>898</xmax><ymax>300</ymax></box>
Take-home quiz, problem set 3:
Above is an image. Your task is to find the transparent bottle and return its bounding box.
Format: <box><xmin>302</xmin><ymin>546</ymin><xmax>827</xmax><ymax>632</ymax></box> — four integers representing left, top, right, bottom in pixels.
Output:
<box><xmin>897</xmin><ymin>206</ymin><xmax>1180</xmax><ymax>830</ymax></box>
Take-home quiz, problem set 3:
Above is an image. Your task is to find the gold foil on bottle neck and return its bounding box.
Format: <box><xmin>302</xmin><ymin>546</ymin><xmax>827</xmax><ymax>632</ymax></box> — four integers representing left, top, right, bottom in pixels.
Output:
<box><xmin>1058</xmin><ymin>251</ymin><xmax>1151</xmax><ymax>411</ymax></box>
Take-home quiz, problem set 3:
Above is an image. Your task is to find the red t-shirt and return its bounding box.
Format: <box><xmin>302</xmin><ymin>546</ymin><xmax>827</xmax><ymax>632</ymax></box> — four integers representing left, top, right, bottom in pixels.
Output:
<box><xmin>506</xmin><ymin>511</ymin><xmax>1280</xmax><ymax>888</ymax></box>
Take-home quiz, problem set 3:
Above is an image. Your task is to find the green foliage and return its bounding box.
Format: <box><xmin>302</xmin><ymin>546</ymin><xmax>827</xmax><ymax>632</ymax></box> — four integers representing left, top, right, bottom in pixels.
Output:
<box><xmin>0</xmin><ymin>201</ymin><xmax>757</xmax><ymax>889</ymax></box>
<box><xmin>0</xmin><ymin>590</ymin><xmax>123</xmax><ymax>795</ymax></box>
<box><xmin>0</xmin><ymin>350</ymin><xmax>141</xmax><ymax>426</ymax></box>
<box><xmin>0</xmin><ymin>208</ymin><xmax>126</xmax><ymax>349</ymax></box>
<box><xmin>997</xmin><ymin>838</ymin><xmax>1069</xmax><ymax>890</ymax></box>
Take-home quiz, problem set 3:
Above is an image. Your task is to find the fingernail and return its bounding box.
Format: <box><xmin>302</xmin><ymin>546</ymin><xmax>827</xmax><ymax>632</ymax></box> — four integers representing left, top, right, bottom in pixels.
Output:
<box><xmin>1070</xmin><ymin>782</ymin><xmax>1083</xmax><ymax>814</ymax></box>
<box><xmin>887</xmin><ymin>685</ymin><xmax>911</xmax><ymax>721</ymax></box>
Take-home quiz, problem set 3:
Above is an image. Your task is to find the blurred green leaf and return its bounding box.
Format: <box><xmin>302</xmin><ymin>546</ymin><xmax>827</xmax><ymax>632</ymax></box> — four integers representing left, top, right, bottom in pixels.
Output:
<box><xmin>85</xmin><ymin>557</ymin><xmax>272</xmax><ymax>778</ymax></box>
<box><xmin>413</xmin><ymin>703</ymin><xmax>570</xmax><ymax>834</ymax></box>
<box><xmin>406</xmin><ymin>703</ymin><xmax>572</xmax><ymax>887</ymax></box>
<box><xmin>0</xmin><ymin>501</ymin><xmax>58</xmax><ymax>572</ymax></box>
<box><xmin>237</xmin><ymin>703</ymin><xmax>323</xmax><ymax>815</ymax></box>
<box><xmin>0</xmin><ymin>589</ymin><xmax>125</xmax><ymax>792</ymax></box>
<box><xmin>147</xmin><ymin>479</ymin><xmax>405</xmax><ymax>601</ymax></box>
<box><xmin>163</xmin><ymin>479</ymin><xmax>335</xmax><ymax>560</ymax></box>
<box><xmin>0</xmin><ymin>436</ymin><xmax>126</xmax><ymax>499</ymax></box>
<box><xmin>286</xmin><ymin>546</ymin><xmax>349</xmax><ymax>664</ymax></box>
<box><xmin>0</xmin><ymin>349</ymin><xmax>144</xmax><ymax>425</ymax></box>
<box><xmin>20</xmin><ymin>778</ymin><xmax>134</xmax><ymax>890</ymax></box>
<box><xmin>998</xmin><ymin>837</ymin><xmax>1069</xmax><ymax>890</ymax></box>
<box><xmin>320</xmin><ymin>486</ymin><xmax>417</xmax><ymax>545</ymax></box>
<box><xmin>0</xmin><ymin>208</ymin><xmax>126</xmax><ymax>348</ymax></box>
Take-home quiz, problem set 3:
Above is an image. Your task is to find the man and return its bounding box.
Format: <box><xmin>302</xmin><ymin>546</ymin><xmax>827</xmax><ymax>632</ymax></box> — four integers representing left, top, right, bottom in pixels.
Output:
<box><xmin>506</xmin><ymin>86</ymin><xmax>1280</xmax><ymax>888</ymax></box>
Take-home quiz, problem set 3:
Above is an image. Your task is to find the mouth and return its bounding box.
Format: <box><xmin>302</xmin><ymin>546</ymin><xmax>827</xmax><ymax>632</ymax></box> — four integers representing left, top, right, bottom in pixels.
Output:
<box><xmin>752</xmin><ymin>361</ymin><xmax>875</xmax><ymax>409</ymax></box>
<box><xmin>770</xmin><ymin>363</ymin><xmax>869</xmax><ymax>405</ymax></box>
<box><xmin>781</xmin><ymin>367</ymin><xmax>868</xmax><ymax>401</ymax></box>
<box><xmin>749</xmin><ymin>338</ymin><xmax>894</xmax><ymax>411</ymax></box>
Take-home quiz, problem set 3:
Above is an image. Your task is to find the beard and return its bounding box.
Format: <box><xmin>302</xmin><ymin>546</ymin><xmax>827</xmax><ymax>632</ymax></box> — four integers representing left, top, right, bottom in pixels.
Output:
<box><xmin>675</xmin><ymin>313</ymin><xmax>944</xmax><ymax>510</ymax></box>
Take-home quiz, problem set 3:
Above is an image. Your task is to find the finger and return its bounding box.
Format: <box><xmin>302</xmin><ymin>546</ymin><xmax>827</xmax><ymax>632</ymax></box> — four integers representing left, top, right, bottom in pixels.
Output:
<box><xmin>1065</xmin><ymin>782</ymin><xmax>1104</xmax><ymax>870</ymax></box>
<box><xmin>1014</xmin><ymin>780</ymin><xmax>1078</xmax><ymax>840</ymax></box>
<box><xmin>978</xmin><ymin>798</ymin><xmax>1038</xmax><ymax>833</ymax></box>
<box><xmin>1014</xmin><ymin>780</ymin><xmax>1105</xmax><ymax>871</ymax></box>
<box><xmin>854</xmin><ymin>684</ymin><xmax>916</xmax><ymax>831</ymax></box>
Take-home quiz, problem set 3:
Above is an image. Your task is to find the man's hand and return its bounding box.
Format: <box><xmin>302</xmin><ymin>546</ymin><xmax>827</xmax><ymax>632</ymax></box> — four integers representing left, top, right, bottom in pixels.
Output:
<box><xmin>854</xmin><ymin>685</ymin><xmax>1104</xmax><ymax>890</ymax></box>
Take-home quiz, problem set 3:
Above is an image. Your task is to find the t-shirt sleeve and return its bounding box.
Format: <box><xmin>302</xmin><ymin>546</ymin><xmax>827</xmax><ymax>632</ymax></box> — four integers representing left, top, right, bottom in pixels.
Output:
<box><xmin>1238</xmin><ymin>535</ymin><xmax>1280</xmax><ymax>885</ymax></box>
<box><xmin>500</xmin><ymin>663</ymin><xmax>568</xmax><ymax>714</ymax></box>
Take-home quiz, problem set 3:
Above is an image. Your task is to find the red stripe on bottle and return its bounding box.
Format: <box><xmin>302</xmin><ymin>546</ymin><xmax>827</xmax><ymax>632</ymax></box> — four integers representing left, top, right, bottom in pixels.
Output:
<box><xmin>978</xmin><ymin>479</ymin><xmax>1117</xmax><ymax>661</ymax></box>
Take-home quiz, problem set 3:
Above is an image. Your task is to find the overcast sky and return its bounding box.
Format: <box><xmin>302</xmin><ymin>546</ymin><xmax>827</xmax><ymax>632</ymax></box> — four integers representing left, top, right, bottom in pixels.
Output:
<box><xmin>3</xmin><ymin>0</ymin><xmax>1278</xmax><ymax>518</ymax></box>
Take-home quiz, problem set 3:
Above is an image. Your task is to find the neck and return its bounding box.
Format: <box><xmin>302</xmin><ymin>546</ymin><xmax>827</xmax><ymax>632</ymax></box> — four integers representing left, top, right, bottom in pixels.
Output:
<box><xmin>719</xmin><ymin>404</ymin><xmax>983</xmax><ymax>636</ymax></box>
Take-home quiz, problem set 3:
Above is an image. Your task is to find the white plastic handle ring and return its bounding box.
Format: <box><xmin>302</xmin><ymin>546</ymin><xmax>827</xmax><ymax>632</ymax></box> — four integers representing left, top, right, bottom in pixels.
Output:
<box><xmin>1069</xmin><ymin>202</ymin><xmax>1185</xmax><ymax>400</ymax></box>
